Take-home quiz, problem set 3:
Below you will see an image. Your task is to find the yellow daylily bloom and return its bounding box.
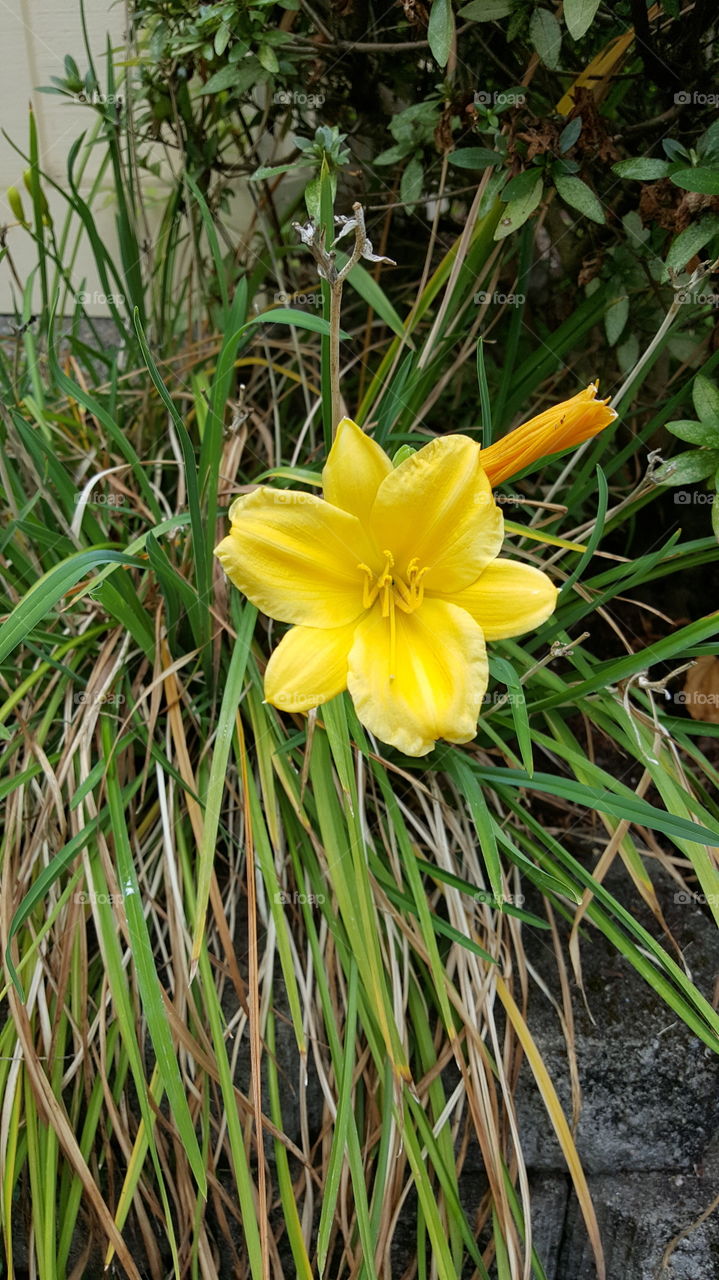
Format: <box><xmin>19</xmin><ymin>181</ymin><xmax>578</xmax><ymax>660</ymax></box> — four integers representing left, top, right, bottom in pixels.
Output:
<box><xmin>480</xmin><ymin>382</ymin><xmax>617</xmax><ymax>487</ymax></box>
<box><xmin>215</xmin><ymin>417</ymin><xmax>560</xmax><ymax>756</ymax></box>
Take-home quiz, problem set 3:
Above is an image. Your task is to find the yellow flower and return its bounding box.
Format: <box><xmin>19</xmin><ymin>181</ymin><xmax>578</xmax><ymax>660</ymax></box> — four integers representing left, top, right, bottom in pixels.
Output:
<box><xmin>480</xmin><ymin>382</ymin><xmax>616</xmax><ymax>487</ymax></box>
<box><xmin>215</xmin><ymin>418</ymin><xmax>559</xmax><ymax>756</ymax></box>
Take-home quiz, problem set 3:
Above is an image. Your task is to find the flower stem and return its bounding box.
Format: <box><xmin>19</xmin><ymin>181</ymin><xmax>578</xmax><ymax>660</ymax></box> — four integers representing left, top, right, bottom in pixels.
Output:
<box><xmin>294</xmin><ymin>202</ymin><xmax>371</xmax><ymax>438</ymax></box>
<box><xmin>329</xmin><ymin>277</ymin><xmax>343</xmax><ymax>434</ymax></box>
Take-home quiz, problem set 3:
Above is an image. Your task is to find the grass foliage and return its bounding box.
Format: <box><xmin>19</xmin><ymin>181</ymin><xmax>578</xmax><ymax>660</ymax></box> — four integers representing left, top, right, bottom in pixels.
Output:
<box><xmin>1</xmin><ymin>1</ymin><xmax>719</xmax><ymax>1276</ymax></box>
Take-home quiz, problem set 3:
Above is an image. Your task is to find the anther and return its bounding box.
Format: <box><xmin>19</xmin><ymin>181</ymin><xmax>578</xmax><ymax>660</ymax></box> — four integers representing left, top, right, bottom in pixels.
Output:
<box><xmin>358</xmin><ymin>562</ymin><xmax>378</xmax><ymax>610</ymax></box>
<box><xmin>357</xmin><ymin>553</ymin><xmax>429</xmax><ymax>679</ymax></box>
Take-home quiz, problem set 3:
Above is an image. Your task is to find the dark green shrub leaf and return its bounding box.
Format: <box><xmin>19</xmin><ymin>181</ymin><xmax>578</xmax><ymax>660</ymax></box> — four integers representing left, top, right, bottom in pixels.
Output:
<box><xmin>653</xmin><ymin>449</ymin><xmax>719</xmax><ymax>485</ymax></box>
<box><xmin>666</xmin><ymin>419</ymin><xmax>719</xmax><ymax>447</ymax></box>
<box><xmin>530</xmin><ymin>9</ymin><xmax>562</xmax><ymax>67</ymax></box>
<box><xmin>671</xmin><ymin>167</ymin><xmax>719</xmax><ymax>195</ymax></box>
<box><xmin>564</xmin><ymin>0</ymin><xmax>601</xmax><ymax>40</ymax></box>
<box><xmin>554</xmin><ymin>173</ymin><xmax>605</xmax><ymax>223</ymax></box>
<box><xmin>693</xmin><ymin>374</ymin><xmax>719</xmax><ymax>423</ymax></box>
<box><xmin>428</xmin><ymin>0</ymin><xmax>455</xmax><ymax>67</ymax></box>
<box><xmin>613</xmin><ymin>157</ymin><xmax>671</xmax><ymax>180</ymax></box>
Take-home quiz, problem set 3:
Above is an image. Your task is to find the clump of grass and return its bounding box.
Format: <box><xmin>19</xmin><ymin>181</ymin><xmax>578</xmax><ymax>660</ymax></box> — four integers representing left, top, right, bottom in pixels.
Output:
<box><xmin>1</xmin><ymin>9</ymin><xmax>719</xmax><ymax>1277</ymax></box>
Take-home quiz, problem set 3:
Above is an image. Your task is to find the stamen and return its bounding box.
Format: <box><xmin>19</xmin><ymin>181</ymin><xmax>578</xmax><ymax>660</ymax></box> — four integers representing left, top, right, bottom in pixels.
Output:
<box><xmin>358</xmin><ymin>562</ymin><xmax>378</xmax><ymax>610</ymax></box>
<box><xmin>357</xmin><ymin>551</ymin><xmax>428</xmax><ymax>681</ymax></box>
<box><xmin>411</xmin><ymin>565</ymin><xmax>428</xmax><ymax>608</ymax></box>
<box><xmin>394</xmin><ymin>577</ymin><xmax>413</xmax><ymax>609</ymax></box>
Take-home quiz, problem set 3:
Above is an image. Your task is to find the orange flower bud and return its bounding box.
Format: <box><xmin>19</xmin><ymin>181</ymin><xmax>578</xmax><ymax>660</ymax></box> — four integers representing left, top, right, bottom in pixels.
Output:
<box><xmin>480</xmin><ymin>383</ymin><xmax>617</xmax><ymax>487</ymax></box>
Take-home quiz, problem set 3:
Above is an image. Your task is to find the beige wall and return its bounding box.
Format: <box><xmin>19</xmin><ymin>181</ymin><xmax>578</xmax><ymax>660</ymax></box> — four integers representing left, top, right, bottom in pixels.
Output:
<box><xmin>0</xmin><ymin>0</ymin><xmax>124</xmax><ymax>314</ymax></box>
<box><xmin>0</xmin><ymin>3</ymin><xmax>295</xmax><ymax>319</ymax></box>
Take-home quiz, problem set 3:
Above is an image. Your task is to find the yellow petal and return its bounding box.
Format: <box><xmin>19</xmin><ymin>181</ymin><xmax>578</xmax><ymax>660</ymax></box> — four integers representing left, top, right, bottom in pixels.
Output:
<box><xmin>264</xmin><ymin>622</ymin><xmax>356</xmax><ymax>711</ymax></box>
<box><xmin>480</xmin><ymin>383</ymin><xmax>616</xmax><ymax>487</ymax></box>
<box><xmin>369</xmin><ymin>435</ymin><xmax>504</xmax><ymax>593</ymax></box>
<box><xmin>441</xmin><ymin>559</ymin><xmax>558</xmax><ymax>640</ymax></box>
<box><xmin>215</xmin><ymin>487</ymin><xmax>374</xmax><ymax>627</ymax></box>
<box><xmin>347</xmin><ymin>598</ymin><xmax>488</xmax><ymax>757</ymax></box>
<box><xmin>322</xmin><ymin>417</ymin><xmax>392</xmax><ymax>520</ymax></box>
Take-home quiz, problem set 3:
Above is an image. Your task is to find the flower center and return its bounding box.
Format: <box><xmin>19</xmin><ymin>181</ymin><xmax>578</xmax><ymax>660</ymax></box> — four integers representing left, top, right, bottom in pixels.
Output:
<box><xmin>357</xmin><ymin>552</ymin><xmax>429</xmax><ymax>681</ymax></box>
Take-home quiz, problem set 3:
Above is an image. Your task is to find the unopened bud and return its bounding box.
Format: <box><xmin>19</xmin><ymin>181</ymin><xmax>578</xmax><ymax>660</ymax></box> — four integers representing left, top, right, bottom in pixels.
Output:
<box><xmin>22</xmin><ymin>169</ymin><xmax>52</xmax><ymax>226</ymax></box>
<box><xmin>6</xmin><ymin>186</ymin><xmax>27</xmax><ymax>225</ymax></box>
<box><xmin>392</xmin><ymin>445</ymin><xmax>417</xmax><ymax>468</ymax></box>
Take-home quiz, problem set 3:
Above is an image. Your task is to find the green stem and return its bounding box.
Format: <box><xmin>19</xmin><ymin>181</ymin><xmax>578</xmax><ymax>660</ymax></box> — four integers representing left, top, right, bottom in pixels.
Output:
<box><xmin>330</xmin><ymin>279</ymin><xmax>343</xmax><ymax>434</ymax></box>
<box><xmin>295</xmin><ymin>201</ymin><xmax>370</xmax><ymax>439</ymax></box>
